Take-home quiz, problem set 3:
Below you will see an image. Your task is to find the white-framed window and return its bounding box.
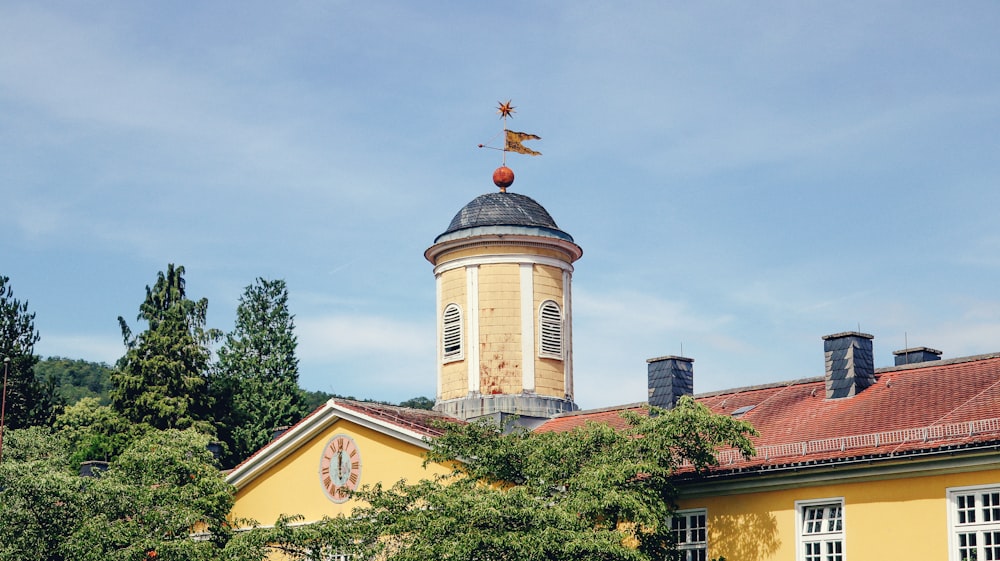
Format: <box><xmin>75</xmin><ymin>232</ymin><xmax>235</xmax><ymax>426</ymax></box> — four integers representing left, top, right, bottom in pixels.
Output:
<box><xmin>796</xmin><ymin>498</ymin><xmax>844</xmax><ymax>561</ymax></box>
<box><xmin>538</xmin><ymin>300</ymin><xmax>563</xmax><ymax>359</ymax></box>
<box><xmin>442</xmin><ymin>303</ymin><xmax>463</xmax><ymax>362</ymax></box>
<box><xmin>671</xmin><ymin>508</ymin><xmax>707</xmax><ymax>561</ymax></box>
<box><xmin>948</xmin><ymin>484</ymin><xmax>1000</xmax><ymax>561</ymax></box>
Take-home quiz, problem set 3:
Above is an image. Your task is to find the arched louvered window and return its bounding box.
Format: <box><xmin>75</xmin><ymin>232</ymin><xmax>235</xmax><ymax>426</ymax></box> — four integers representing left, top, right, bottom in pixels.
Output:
<box><xmin>442</xmin><ymin>303</ymin><xmax>463</xmax><ymax>361</ymax></box>
<box><xmin>538</xmin><ymin>300</ymin><xmax>563</xmax><ymax>360</ymax></box>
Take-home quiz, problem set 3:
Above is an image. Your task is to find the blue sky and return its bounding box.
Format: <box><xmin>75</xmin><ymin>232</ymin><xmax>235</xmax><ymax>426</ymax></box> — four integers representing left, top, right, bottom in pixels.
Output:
<box><xmin>2</xmin><ymin>2</ymin><xmax>999</xmax><ymax>409</ymax></box>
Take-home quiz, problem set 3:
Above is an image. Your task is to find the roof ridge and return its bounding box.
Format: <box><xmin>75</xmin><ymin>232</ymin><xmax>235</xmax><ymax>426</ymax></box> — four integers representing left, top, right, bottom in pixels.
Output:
<box><xmin>693</xmin><ymin>352</ymin><xmax>1000</xmax><ymax>400</ymax></box>
<box><xmin>703</xmin><ymin>416</ymin><xmax>1000</xmax><ymax>468</ymax></box>
<box><xmin>551</xmin><ymin>401</ymin><xmax>647</xmax><ymax>418</ymax></box>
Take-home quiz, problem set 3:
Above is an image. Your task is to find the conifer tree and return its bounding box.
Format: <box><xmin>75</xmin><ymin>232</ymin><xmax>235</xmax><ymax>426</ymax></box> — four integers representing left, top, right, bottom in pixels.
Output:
<box><xmin>0</xmin><ymin>275</ymin><xmax>52</xmax><ymax>429</ymax></box>
<box><xmin>110</xmin><ymin>264</ymin><xmax>220</xmax><ymax>433</ymax></box>
<box><xmin>215</xmin><ymin>278</ymin><xmax>307</xmax><ymax>466</ymax></box>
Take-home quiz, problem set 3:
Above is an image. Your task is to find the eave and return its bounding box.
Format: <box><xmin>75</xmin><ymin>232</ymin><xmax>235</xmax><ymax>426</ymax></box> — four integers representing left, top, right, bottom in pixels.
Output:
<box><xmin>226</xmin><ymin>399</ymin><xmax>436</xmax><ymax>490</ymax></box>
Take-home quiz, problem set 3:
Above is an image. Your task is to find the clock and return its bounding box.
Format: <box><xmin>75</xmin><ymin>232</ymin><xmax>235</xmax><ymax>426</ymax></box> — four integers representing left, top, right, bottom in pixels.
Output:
<box><xmin>319</xmin><ymin>434</ymin><xmax>362</xmax><ymax>503</ymax></box>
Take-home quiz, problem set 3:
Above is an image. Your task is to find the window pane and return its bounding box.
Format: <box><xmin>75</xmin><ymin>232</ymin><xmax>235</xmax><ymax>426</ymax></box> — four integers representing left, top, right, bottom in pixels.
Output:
<box><xmin>826</xmin><ymin>540</ymin><xmax>843</xmax><ymax>561</ymax></box>
<box><xmin>672</xmin><ymin>517</ymin><xmax>688</xmax><ymax>543</ymax></box>
<box><xmin>987</xmin><ymin>531</ymin><xmax>1000</xmax><ymax>561</ymax></box>
<box><xmin>959</xmin><ymin>494</ymin><xmax>977</xmax><ymax>525</ymax></box>
<box><xmin>985</xmin><ymin>492</ymin><xmax>1000</xmax><ymax>523</ymax></box>
<box><xmin>805</xmin><ymin>542</ymin><xmax>822</xmax><ymax>561</ymax></box>
<box><xmin>804</xmin><ymin>507</ymin><xmax>824</xmax><ymax>534</ymax></box>
<box><xmin>828</xmin><ymin>506</ymin><xmax>843</xmax><ymax>533</ymax></box>
<box><xmin>958</xmin><ymin>532</ymin><xmax>977</xmax><ymax>561</ymax></box>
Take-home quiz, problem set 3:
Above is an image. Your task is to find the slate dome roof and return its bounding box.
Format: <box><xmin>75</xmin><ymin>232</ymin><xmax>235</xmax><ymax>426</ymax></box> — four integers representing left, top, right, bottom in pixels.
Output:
<box><xmin>437</xmin><ymin>192</ymin><xmax>574</xmax><ymax>242</ymax></box>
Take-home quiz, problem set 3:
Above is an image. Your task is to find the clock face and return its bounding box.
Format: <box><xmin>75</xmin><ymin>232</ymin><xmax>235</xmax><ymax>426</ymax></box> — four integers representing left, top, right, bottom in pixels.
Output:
<box><xmin>319</xmin><ymin>434</ymin><xmax>362</xmax><ymax>503</ymax></box>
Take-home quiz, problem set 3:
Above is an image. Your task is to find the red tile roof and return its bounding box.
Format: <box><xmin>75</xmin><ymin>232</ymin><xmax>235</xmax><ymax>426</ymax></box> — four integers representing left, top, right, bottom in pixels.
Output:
<box><xmin>536</xmin><ymin>353</ymin><xmax>1000</xmax><ymax>474</ymax></box>
<box><xmin>332</xmin><ymin>399</ymin><xmax>461</xmax><ymax>437</ymax></box>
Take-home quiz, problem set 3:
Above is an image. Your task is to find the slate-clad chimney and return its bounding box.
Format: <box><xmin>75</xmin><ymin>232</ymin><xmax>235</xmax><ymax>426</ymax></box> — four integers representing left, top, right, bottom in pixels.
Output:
<box><xmin>893</xmin><ymin>346</ymin><xmax>942</xmax><ymax>366</ymax></box>
<box><xmin>823</xmin><ymin>332</ymin><xmax>875</xmax><ymax>399</ymax></box>
<box><xmin>647</xmin><ymin>355</ymin><xmax>694</xmax><ymax>409</ymax></box>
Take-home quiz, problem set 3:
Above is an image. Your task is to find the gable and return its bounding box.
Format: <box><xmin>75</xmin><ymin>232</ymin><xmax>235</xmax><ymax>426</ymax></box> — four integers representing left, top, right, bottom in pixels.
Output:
<box><xmin>228</xmin><ymin>400</ymin><xmax>455</xmax><ymax>526</ymax></box>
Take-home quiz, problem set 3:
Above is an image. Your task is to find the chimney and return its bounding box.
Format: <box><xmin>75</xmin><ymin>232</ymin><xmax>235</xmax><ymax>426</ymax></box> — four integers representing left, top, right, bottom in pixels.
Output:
<box><xmin>823</xmin><ymin>332</ymin><xmax>875</xmax><ymax>399</ymax></box>
<box><xmin>893</xmin><ymin>346</ymin><xmax>942</xmax><ymax>366</ymax></box>
<box><xmin>79</xmin><ymin>461</ymin><xmax>109</xmax><ymax>478</ymax></box>
<box><xmin>272</xmin><ymin>426</ymin><xmax>290</xmax><ymax>441</ymax></box>
<box><xmin>647</xmin><ymin>355</ymin><xmax>694</xmax><ymax>409</ymax></box>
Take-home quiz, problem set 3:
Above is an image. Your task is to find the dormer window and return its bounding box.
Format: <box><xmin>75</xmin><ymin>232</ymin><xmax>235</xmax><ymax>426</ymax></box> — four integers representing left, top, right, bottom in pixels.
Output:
<box><xmin>442</xmin><ymin>303</ymin><xmax>463</xmax><ymax>362</ymax></box>
<box><xmin>539</xmin><ymin>300</ymin><xmax>563</xmax><ymax>360</ymax></box>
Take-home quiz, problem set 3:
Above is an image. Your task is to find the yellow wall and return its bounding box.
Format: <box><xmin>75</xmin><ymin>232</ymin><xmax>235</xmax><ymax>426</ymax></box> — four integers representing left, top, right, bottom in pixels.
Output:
<box><xmin>677</xmin><ymin>467</ymin><xmax>1000</xmax><ymax>561</ymax></box>
<box><xmin>477</xmin><ymin>263</ymin><xmax>522</xmax><ymax>395</ymax></box>
<box><xmin>439</xmin><ymin>267</ymin><xmax>467</xmax><ymax>400</ymax></box>
<box><xmin>533</xmin><ymin>264</ymin><xmax>566</xmax><ymax>397</ymax></box>
<box><xmin>231</xmin><ymin>419</ymin><xmax>451</xmax><ymax>527</ymax></box>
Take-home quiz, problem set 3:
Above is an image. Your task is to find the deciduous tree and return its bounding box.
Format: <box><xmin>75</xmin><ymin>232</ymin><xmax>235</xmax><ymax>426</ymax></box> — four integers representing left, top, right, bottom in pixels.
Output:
<box><xmin>0</xmin><ymin>427</ymin><xmax>279</xmax><ymax>561</ymax></box>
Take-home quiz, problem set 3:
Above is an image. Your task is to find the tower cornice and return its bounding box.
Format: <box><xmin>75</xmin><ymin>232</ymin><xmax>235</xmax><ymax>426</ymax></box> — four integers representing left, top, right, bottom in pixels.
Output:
<box><xmin>425</xmin><ymin>233</ymin><xmax>583</xmax><ymax>266</ymax></box>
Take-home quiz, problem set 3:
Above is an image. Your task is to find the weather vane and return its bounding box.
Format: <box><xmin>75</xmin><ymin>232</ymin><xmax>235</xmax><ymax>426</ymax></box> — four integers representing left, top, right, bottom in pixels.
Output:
<box><xmin>478</xmin><ymin>100</ymin><xmax>541</xmax><ymax>192</ymax></box>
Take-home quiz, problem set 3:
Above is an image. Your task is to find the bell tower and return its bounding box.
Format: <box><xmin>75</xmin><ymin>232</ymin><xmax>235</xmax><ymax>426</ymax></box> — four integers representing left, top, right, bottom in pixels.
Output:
<box><xmin>425</xmin><ymin>167</ymin><xmax>582</xmax><ymax>424</ymax></box>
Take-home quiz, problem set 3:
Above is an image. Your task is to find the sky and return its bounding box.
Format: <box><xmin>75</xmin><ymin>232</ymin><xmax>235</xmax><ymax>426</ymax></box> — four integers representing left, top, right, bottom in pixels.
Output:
<box><xmin>2</xmin><ymin>1</ymin><xmax>1000</xmax><ymax>410</ymax></box>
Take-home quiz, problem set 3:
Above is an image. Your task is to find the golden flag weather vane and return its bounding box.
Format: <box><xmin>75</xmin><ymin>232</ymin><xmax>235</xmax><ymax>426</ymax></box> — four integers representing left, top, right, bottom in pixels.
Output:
<box><xmin>479</xmin><ymin>100</ymin><xmax>541</xmax><ymax>192</ymax></box>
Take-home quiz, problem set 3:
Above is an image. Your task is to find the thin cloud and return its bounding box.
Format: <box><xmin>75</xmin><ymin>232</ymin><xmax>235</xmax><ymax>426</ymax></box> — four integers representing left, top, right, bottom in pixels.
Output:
<box><xmin>297</xmin><ymin>315</ymin><xmax>430</xmax><ymax>360</ymax></box>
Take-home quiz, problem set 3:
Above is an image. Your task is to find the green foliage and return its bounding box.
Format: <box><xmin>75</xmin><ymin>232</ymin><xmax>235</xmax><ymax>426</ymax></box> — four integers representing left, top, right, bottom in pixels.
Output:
<box><xmin>302</xmin><ymin>389</ymin><xmax>412</xmax><ymax>411</ymax></box>
<box><xmin>111</xmin><ymin>264</ymin><xmax>220</xmax><ymax>434</ymax></box>
<box><xmin>214</xmin><ymin>278</ymin><xmax>309</xmax><ymax>467</ymax></box>
<box><xmin>0</xmin><ymin>275</ymin><xmax>57</xmax><ymax>429</ymax></box>
<box><xmin>35</xmin><ymin>357</ymin><xmax>114</xmax><ymax>405</ymax></box>
<box><xmin>285</xmin><ymin>396</ymin><xmax>758</xmax><ymax>561</ymax></box>
<box><xmin>398</xmin><ymin>396</ymin><xmax>434</xmax><ymax>410</ymax></box>
<box><xmin>0</xmin><ymin>426</ymin><xmax>281</xmax><ymax>561</ymax></box>
<box><xmin>0</xmin><ymin>427</ymin><xmax>84</xmax><ymax>561</ymax></box>
<box><xmin>53</xmin><ymin>397</ymin><xmax>137</xmax><ymax>464</ymax></box>
<box><xmin>303</xmin><ymin>389</ymin><xmax>336</xmax><ymax>410</ymax></box>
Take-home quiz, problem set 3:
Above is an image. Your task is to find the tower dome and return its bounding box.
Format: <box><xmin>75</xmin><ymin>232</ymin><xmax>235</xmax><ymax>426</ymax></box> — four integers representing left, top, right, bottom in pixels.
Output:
<box><xmin>436</xmin><ymin>192</ymin><xmax>574</xmax><ymax>243</ymax></box>
<box><xmin>426</xmin><ymin>189</ymin><xmax>582</xmax><ymax>424</ymax></box>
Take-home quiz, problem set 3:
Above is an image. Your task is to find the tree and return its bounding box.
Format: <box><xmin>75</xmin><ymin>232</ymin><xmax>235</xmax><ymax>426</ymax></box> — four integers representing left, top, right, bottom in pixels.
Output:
<box><xmin>398</xmin><ymin>396</ymin><xmax>434</xmax><ymax>410</ymax></box>
<box><xmin>272</xmin><ymin>397</ymin><xmax>757</xmax><ymax>561</ymax></box>
<box><xmin>0</xmin><ymin>426</ymin><xmax>284</xmax><ymax>561</ymax></box>
<box><xmin>214</xmin><ymin>278</ymin><xmax>309</xmax><ymax>466</ymax></box>
<box><xmin>35</xmin><ymin>357</ymin><xmax>114</xmax><ymax>405</ymax></box>
<box><xmin>111</xmin><ymin>264</ymin><xmax>220</xmax><ymax>433</ymax></box>
<box><xmin>0</xmin><ymin>275</ymin><xmax>55</xmax><ymax>429</ymax></box>
<box><xmin>53</xmin><ymin>397</ymin><xmax>136</xmax><ymax>465</ymax></box>
<box><xmin>0</xmin><ymin>427</ymin><xmax>83</xmax><ymax>560</ymax></box>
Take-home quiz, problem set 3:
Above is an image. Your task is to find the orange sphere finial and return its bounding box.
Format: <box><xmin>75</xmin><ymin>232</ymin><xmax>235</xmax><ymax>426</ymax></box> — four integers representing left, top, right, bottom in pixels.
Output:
<box><xmin>493</xmin><ymin>166</ymin><xmax>514</xmax><ymax>192</ymax></box>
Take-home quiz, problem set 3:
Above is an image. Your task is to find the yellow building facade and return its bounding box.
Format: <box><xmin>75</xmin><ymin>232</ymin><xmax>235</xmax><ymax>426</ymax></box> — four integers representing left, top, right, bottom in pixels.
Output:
<box><xmin>542</xmin><ymin>339</ymin><xmax>1000</xmax><ymax>561</ymax></box>
<box><xmin>229</xmin><ymin>176</ymin><xmax>1000</xmax><ymax>561</ymax></box>
<box><xmin>676</xmin><ymin>457</ymin><xmax>1000</xmax><ymax>560</ymax></box>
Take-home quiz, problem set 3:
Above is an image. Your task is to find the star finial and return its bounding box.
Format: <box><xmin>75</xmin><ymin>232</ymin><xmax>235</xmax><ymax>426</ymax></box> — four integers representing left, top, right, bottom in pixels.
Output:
<box><xmin>497</xmin><ymin>100</ymin><xmax>516</xmax><ymax>119</ymax></box>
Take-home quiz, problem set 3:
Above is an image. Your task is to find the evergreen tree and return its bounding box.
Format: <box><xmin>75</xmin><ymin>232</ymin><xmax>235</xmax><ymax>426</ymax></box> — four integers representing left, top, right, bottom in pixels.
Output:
<box><xmin>0</xmin><ymin>275</ymin><xmax>52</xmax><ymax>429</ymax></box>
<box><xmin>215</xmin><ymin>278</ymin><xmax>308</xmax><ymax>466</ymax></box>
<box><xmin>110</xmin><ymin>264</ymin><xmax>220</xmax><ymax>433</ymax></box>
